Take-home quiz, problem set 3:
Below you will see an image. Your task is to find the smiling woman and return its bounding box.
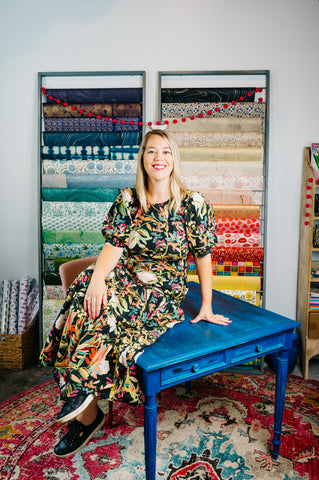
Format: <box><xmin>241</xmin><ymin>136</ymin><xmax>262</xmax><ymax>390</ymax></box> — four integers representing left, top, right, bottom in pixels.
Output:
<box><xmin>136</xmin><ymin>129</ymin><xmax>187</xmax><ymax>213</ymax></box>
<box><xmin>39</xmin><ymin>128</ymin><xmax>230</xmax><ymax>459</ymax></box>
<box><xmin>143</xmin><ymin>134</ymin><xmax>174</xmax><ymax>191</ymax></box>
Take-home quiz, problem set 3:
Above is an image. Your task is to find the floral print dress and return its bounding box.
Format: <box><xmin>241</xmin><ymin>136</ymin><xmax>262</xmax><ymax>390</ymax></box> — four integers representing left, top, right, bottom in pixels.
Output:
<box><xmin>40</xmin><ymin>188</ymin><xmax>217</xmax><ymax>406</ymax></box>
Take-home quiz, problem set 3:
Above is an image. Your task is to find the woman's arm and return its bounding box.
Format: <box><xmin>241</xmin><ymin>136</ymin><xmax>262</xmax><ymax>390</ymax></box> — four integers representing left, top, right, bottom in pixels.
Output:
<box><xmin>84</xmin><ymin>243</ymin><xmax>123</xmax><ymax>319</ymax></box>
<box><xmin>190</xmin><ymin>254</ymin><xmax>231</xmax><ymax>325</ymax></box>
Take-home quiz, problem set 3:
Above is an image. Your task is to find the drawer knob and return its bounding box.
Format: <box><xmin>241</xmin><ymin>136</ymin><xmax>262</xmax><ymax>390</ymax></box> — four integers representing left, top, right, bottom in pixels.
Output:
<box><xmin>255</xmin><ymin>344</ymin><xmax>263</xmax><ymax>353</ymax></box>
<box><xmin>191</xmin><ymin>363</ymin><xmax>199</xmax><ymax>373</ymax></box>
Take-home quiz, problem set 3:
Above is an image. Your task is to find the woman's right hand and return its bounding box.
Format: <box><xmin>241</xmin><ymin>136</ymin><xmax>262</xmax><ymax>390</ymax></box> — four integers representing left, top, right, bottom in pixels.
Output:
<box><xmin>84</xmin><ymin>276</ymin><xmax>108</xmax><ymax>320</ymax></box>
<box><xmin>83</xmin><ymin>242</ymin><xmax>123</xmax><ymax>319</ymax></box>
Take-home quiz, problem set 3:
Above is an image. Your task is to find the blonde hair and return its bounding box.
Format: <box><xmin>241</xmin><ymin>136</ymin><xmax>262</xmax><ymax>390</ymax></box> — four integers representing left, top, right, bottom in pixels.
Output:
<box><xmin>135</xmin><ymin>129</ymin><xmax>187</xmax><ymax>213</ymax></box>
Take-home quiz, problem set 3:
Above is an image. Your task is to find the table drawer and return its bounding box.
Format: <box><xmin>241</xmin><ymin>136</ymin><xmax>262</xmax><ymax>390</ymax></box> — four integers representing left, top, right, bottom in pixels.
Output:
<box><xmin>231</xmin><ymin>333</ymin><xmax>286</xmax><ymax>364</ymax></box>
<box><xmin>161</xmin><ymin>351</ymin><xmax>226</xmax><ymax>387</ymax></box>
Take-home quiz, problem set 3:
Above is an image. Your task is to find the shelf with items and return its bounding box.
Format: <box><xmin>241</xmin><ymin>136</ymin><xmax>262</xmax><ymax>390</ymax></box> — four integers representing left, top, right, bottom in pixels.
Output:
<box><xmin>38</xmin><ymin>71</ymin><xmax>146</xmax><ymax>347</ymax></box>
<box><xmin>157</xmin><ymin>70</ymin><xmax>269</xmax><ymax>309</ymax></box>
<box><xmin>296</xmin><ymin>147</ymin><xmax>319</xmax><ymax>379</ymax></box>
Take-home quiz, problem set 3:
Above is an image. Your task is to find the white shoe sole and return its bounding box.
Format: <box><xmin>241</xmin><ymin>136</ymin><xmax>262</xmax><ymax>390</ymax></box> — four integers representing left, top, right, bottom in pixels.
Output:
<box><xmin>54</xmin><ymin>414</ymin><xmax>106</xmax><ymax>458</ymax></box>
<box><xmin>56</xmin><ymin>393</ymin><xmax>95</xmax><ymax>424</ymax></box>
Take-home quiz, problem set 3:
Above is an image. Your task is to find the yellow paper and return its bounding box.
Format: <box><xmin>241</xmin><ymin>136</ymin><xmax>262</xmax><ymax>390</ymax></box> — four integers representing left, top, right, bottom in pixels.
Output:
<box><xmin>179</xmin><ymin>147</ymin><xmax>263</xmax><ymax>162</ymax></box>
<box><xmin>165</xmin><ymin>117</ymin><xmax>263</xmax><ymax>133</ymax></box>
<box><xmin>180</xmin><ymin>160</ymin><xmax>263</xmax><ymax>177</ymax></box>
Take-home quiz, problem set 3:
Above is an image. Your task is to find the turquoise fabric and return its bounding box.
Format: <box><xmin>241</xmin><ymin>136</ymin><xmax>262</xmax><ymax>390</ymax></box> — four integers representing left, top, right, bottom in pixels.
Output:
<box><xmin>42</xmin><ymin>188</ymin><xmax>120</xmax><ymax>202</ymax></box>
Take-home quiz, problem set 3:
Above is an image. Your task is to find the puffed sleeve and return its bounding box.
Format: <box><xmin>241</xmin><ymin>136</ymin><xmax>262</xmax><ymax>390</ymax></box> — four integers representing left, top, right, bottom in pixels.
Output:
<box><xmin>101</xmin><ymin>188</ymin><xmax>135</xmax><ymax>248</ymax></box>
<box><xmin>185</xmin><ymin>191</ymin><xmax>218</xmax><ymax>257</ymax></box>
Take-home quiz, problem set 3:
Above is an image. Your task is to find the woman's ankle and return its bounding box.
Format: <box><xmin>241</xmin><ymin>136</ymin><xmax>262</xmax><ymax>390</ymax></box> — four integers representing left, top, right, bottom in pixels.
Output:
<box><xmin>76</xmin><ymin>398</ymin><xmax>98</xmax><ymax>425</ymax></box>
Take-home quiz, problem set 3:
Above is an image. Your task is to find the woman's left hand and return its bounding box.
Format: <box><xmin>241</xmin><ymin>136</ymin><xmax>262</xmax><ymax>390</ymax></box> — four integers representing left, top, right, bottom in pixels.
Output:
<box><xmin>190</xmin><ymin>306</ymin><xmax>231</xmax><ymax>325</ymax></box>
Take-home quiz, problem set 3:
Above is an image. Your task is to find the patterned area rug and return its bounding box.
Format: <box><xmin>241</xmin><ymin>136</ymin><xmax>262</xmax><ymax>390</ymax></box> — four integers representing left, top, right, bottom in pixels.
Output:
<box><xmin>0</xmin><ymin>369</ymin><xmax>318</xmax><ymax>480</ymax></box>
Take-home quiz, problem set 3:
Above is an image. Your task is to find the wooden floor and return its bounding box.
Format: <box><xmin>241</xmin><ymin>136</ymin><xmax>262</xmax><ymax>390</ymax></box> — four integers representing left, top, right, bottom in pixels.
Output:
<box><xmin>0</xmin><ymin>364</ymin><xmax>52</xmax><ymax>403</ymax></box>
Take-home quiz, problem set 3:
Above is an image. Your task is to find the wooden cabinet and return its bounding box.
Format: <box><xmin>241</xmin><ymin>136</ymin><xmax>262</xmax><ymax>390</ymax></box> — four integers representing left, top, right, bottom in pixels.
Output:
<box><xmin>297</xmin><ymin>147</ymin><xmax>319</xmax><ymax>379</ymax></box>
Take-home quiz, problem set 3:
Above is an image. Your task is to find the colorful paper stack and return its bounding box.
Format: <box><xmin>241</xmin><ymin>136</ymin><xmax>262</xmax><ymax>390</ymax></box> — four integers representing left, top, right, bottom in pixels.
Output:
<box><xmin>161</xmin><ymin>85</ymin><xmax>266</xmax><ymax>306</ymax></box>
<box><xmin>41</xmin><ymin>86</ymin><xmax>144</xmax><ymax>342</ymax></box>
<box><xmin>0</xmin><ymin>278</ymin><xmax>39</xmax><ymax>335</ymax></box>
<box><xmin>309</xmin><ymin>285</ymin><xmax>319</xmax><ymax>310</ymax></box>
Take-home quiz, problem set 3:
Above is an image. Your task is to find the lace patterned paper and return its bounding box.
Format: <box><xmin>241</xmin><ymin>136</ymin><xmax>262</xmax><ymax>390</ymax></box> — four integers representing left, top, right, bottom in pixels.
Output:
<box><xmin>181</xmin><ymin>175</ymin><xmax>263</xmax><ymax>191</ymax></box>
<box><xmin>162</xmin><ymin>102</ymin><xmax>265</xmax><ymax>118</ymax></box>
<box><xmin>171</xmin><ymin>131</ymin><xmax>263</xmax><ymax>147</ymax></box>
<box><xmin>42</xmin><ymin>159</ymin><xmax>137</xmax><ymax>175</ymax></box>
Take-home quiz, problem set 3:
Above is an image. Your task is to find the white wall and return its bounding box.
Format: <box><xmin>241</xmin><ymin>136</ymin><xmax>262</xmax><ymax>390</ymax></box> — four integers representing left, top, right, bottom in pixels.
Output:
<box><xmin>1</xmin><ymin>0</ymin><xmax>318</xmax><ymax>320</ymax></box>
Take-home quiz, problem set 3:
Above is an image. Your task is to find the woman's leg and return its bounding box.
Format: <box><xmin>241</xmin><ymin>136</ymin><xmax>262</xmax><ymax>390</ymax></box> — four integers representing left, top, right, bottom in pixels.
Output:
<box><xmin>54</xmin><ymin>397</ymin><xmax>105</xmax><ymax>458</ymax></box>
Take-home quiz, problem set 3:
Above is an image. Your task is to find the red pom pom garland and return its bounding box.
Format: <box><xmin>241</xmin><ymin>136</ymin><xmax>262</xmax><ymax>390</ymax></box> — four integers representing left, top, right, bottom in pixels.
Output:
<box><xmin>40</xmin><ymin>88</ymin><xmax>265</xmax><ymax>128</ymax></box>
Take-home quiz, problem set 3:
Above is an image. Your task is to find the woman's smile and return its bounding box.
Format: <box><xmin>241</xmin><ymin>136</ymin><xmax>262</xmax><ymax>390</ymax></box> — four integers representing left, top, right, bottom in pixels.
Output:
<box><xmin>152</xmin><ymin>163</ymin><xmax>166</xmax><ymax>170</ymax></box>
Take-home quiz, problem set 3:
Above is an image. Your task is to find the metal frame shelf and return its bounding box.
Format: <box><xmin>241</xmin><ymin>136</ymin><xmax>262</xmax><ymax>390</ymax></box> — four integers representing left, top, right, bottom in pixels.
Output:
<box><xmin>157</xmin><ymin>70</ymin><xmax>270</xmax><ymax>307</ymax></box>
<box><xmin>38</xmin><ymin>70</ymin><xmax>146</xmax><ymax>347</ymax></box>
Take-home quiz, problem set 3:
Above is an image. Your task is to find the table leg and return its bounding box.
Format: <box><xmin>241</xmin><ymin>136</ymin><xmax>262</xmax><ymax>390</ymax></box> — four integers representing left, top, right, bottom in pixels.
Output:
<box><xmin>144</xmin><ymin>394</ymin><xmax>157</xmax><ymax>480</ymax></box>
<box><xmin>272</xmin><ymin>349</ymin><xmax>289</xmax><ymax>459</ymax></box>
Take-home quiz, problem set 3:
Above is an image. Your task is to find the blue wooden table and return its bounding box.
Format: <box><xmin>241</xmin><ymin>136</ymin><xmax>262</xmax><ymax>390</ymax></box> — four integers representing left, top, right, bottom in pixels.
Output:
<box><xmin>136</xmin><ymin>281</ymin><xmax>299</xmax><ymax>480</ymax></box>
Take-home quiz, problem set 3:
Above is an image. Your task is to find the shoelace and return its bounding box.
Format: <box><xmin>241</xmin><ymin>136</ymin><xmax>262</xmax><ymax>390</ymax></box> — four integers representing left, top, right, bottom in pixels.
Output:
<box><xmin>64</xmin><ymin>420</ymin><xmax>84</xmax><ymax>444</ymax></box>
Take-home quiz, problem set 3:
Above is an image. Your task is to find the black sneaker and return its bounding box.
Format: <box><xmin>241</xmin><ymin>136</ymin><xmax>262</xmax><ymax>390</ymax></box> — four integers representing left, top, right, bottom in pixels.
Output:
<box><xmin>54</xmin><ymin>406</ymin><xmax>105</xmax><ymax>458</ymax></box>
<box><xmin>56</xmin><ymin>393</ymin><xmax>95</xmax><ymax>424</ymax></box>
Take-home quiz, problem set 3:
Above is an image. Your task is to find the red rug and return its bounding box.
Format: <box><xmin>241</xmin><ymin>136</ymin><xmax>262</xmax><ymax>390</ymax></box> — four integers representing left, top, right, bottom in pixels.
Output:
<box><xmin>0</xmin><ymin>369</ymin><xmax>318</xmax><ymax>480</ymax></box>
